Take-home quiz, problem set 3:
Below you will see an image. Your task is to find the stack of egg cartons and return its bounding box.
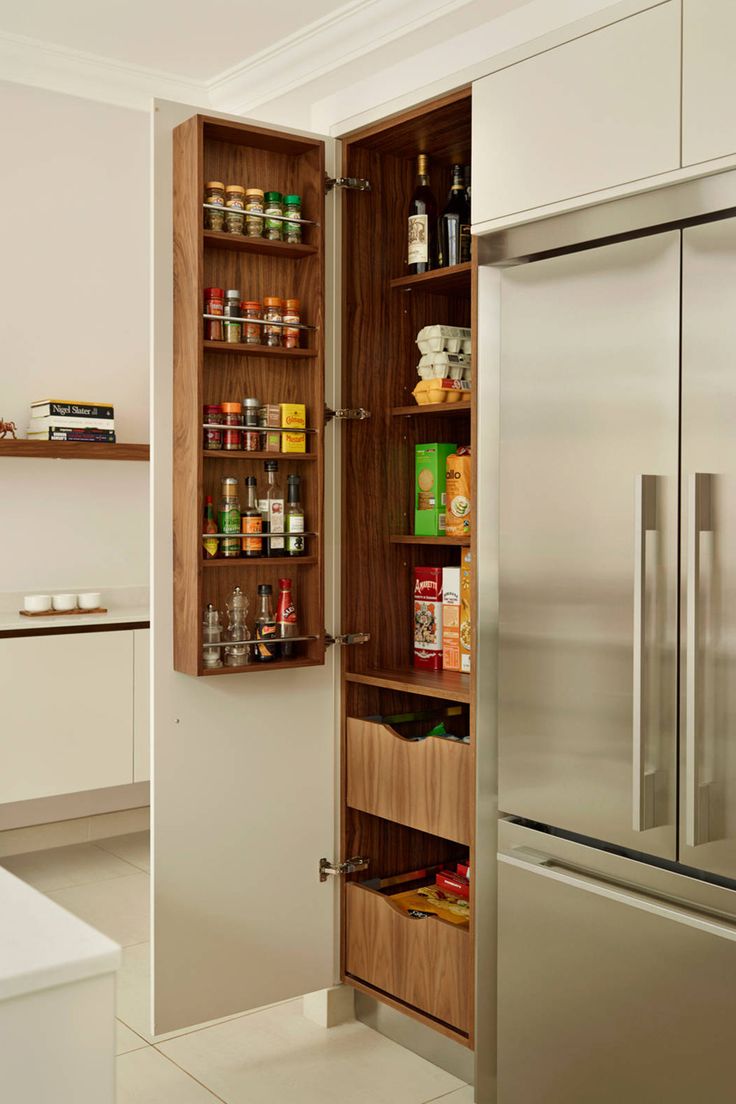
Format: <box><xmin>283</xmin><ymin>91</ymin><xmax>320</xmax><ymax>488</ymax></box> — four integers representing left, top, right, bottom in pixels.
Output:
<box><xmin>412</xmin><ymin>325</ymin><xmax>472</xmax><ymax>405</ymax></box>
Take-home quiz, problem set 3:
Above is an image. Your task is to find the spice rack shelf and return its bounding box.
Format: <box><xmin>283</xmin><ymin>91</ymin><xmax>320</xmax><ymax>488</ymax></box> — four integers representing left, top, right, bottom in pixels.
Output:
<box><xmin>389</xmin><ymin>262</ymin><xmax>472</xmax><ymax>296</ymax></box>
<box><xmin>0</xmin><ymin>440</ymin><xmax>150</xmax><ymax>461</ymax></box>
<box><xmin>203</xmin><ymin>555</ymin><xmax>318</xmax><ymax>569</ymax></box>
<box><xmin>202</xmin><ymin>230</ymin><xmax>318</xmax><ymax>259</ymax></box>
<box><xmin>201</xmin><ymin>656</ymin><xmax>323</xmax><ymax>677</ymax></box>
<box><xmin>345</xmin><ymin>667</ymin><xmax>472</xmax><ymax>704</ymax></box>
<box><xmin>391</xmin><ymin>402</ymin><xmax>472</xmax><ymax>418</ymax></box>
<box><xmin>203</xmin><ymin>450</ymin><xmax>317</xmax><ymax>461</ymax></box>
<box><xmin>389</xmin><ymin>535</ymin><xmax>470</xmax><ymax>547</ymax></box>
<box><xmin>204</xmin><ymin>340</ymin><xmax>318</xmax><ymax>360</ymax></box>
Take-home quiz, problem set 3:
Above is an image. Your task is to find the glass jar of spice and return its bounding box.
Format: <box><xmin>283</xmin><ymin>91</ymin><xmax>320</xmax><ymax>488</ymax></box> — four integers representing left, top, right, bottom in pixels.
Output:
<box><xmin>283</xmin><ymin>195</ymin><xmax>302</xmax><ymax>243</ymax></box>
<box><xmin>204</xmin><ymin>182</ymin><xmax>225</xmax><ymax>231</ymax></box>
<box><xmin>241</xmin><ymin>300</ymin><xmax>262</xmax><ymax>345</ymax></box>
<box><xmin>224</xmin><ymin>185</ymin><xmax>246</xmax><ymax>234</ymax></box>
<box><xmin>242</xmin><ymin>396</ymin><xmax>261</xmax><ymax>451</ymax></box>
<box><xmin>283</xmin><ymin>298</ymin><xmax>301</xmax><ymax>349</ymax></box>
<box><xmin>221</xmin><ymin>402</ymin><xmax>243</xmax><ymax>450</ymax></box>
<box><xmin>203</xmin><ymin>404</ymin><xmax>223</xmax><ymax>450</ymax></box>
<box><xmin>204</xmin><ymin>287</ymin><xmax>224</xmax><ymax>341</ymax></box>
<box><xmin>263</xmin><ymin>297</ymin><xmax>283</xmax><ymax>347</ymax></box>
<box><xmin>264</xmin><ymin>191</ymin><xmax>283</xmax><ymax>241</ymax></box>
<box><xmin>245</xmin><ymin>189</ymin><xmax>265</xmax><ymax>237</ymax></box>
<box><xmin>223</xmin><ymin>290</ymin><xmax>242</xmax><ymax>344</ymax></box>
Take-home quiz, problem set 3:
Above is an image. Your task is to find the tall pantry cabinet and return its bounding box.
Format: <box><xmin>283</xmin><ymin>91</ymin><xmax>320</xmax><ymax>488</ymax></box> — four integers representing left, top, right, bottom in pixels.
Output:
<box><xmin>163</xmin><ymin>87</ymin><xmax>486</xmax><ymax>1067</ymax></box>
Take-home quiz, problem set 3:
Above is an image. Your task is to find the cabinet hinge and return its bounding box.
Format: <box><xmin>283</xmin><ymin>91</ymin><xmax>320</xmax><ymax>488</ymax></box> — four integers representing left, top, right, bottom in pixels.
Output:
<box><xmin>324</xmin><ymin>406</ymin><xmax>371</xmax><ymax>422</ymax></box>
<box><xmin>325</xmin><ymin>175</ymin><xmax>371</xmax><ymax>193</ymax></box>
<box><xmin>324</xmin><ymin>632</ymin><xmax>371</xmax><ymax>647</ymax></box>
<box><xmin>319</xmin><ymin>856</ymin><xmax>370</xmax><ymax>882</ymax></box>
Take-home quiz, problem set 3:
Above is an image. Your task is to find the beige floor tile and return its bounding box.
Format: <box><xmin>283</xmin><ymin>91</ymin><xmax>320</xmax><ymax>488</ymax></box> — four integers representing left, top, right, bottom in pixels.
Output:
<box><xmin>96</xmin><ymin>831</ymin><xmax>150</xmax><ymax>872</ymax></box>
<box><xmin>89</xmin><ymin>806</ymin><xmax>149</xmax><ymax>842</ymax></box>
<box><xmin>117</xmin><ymin>1046</ymin><xmax>221</xmax><ymax>1103</ymax></box>
<box><xmin>117</xmin><ymin>1019</ymin><xmax>148</xmax><ymax>1056</ymax></box>
<box><xmin>0</xmin><ymin>841</ymin><xmax>140</xmax><ymax>891</ymax></box>
<box><xmin>47</xmin><ymin>871</ymin><xmax>149</xmax><ymax>946</ymax></box>
<box><xmin>425</xmin><ymin>1087</ymin><xmax>475</xmax><ymax>1103</ymax></box>
<box><xmin>158</xmin><ymin>998</ymin><xmax>465</xmax><ymax>1104</ymax></box>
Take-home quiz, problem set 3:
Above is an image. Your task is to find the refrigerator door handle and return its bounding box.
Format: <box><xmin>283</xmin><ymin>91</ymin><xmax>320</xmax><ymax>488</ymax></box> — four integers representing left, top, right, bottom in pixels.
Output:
<box><xmin>686</xmin><ymin>473</ymin><xmax>714</xmax><ymax>848</ymax></box>
<box><xmin>500</xmin><ymin>848</ymin><xmax>736</xmax><ymax>941</ymax></box>
<box><xmin>633</xmin><ymin>474</ymin><xmax>658</xmax><ymax>831</ymax></box>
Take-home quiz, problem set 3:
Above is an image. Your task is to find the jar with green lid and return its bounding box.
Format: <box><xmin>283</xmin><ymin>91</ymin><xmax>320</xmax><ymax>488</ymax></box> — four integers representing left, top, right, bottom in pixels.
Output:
<box><xmin>245</xmin><ymin>189</ymin><xmax>265</xmax><ymax>237</ymax></box>
<box><xmin>204</xmin><ymin>182</ymin><xmax>225</xmax><ymax>231</ymax></box>
<box><xmin>283</xmin><ymin>195</ymin><xmax>302</xmax><ymax>244</ymax></box>
<box><xmin>264</xmin><ymin>191</ymin><xmax>283</xmax><ymax>241</ymax></box>
<box><xmin>224</xmin><ymin>185</ymin><xmax>246</xmax><ymax>234</ymax></box>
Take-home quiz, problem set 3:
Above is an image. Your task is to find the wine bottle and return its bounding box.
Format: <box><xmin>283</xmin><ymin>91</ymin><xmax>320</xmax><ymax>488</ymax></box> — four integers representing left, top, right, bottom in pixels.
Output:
<box><xmin>407</xmin><ymin>153</ymin><xmax>437</xmax><ymax>274</ymax></box>
<box><xmin>438</xmin><ymin>164</ymin><xmax>471</xmax><ymax>268</ymax></box>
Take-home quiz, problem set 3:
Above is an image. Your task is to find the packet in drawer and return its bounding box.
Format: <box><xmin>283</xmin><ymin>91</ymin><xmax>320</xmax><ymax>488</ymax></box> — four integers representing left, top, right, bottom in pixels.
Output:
<box><xmin>414</xmin><ymin>566</ymin><xmax>443</xmax><ymax>670</ymax></box>
<box><xmin>460</xmin><ymin>550</ymin><xmax>471</xmax><ymax>673</ymax></box>
<box><xmin>445</xmin><ymin>447</ymin><xmax>471</xmax><ymax>537</ymax></box>
<box><xmin>415</xmin><ymin>443</ymin><xmax>456</xmax><ymax>536</ymax></box>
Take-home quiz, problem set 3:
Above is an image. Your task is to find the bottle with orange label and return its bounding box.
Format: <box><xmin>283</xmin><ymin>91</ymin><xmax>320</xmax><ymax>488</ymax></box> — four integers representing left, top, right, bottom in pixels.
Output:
<box><xmin>241</xmin><ymin>476</ymin><xmax>263</xmax><ymax>557</ymax></box>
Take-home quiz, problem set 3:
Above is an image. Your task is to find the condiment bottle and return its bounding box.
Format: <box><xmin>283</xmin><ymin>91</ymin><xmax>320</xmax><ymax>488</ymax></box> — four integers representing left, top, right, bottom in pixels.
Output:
<box><xmin>283</xmin><ymin>299</ymin><xmax>301</xmax><ymax>349</ymax></box>
<box><xmin>204</xmin><ymin>182</ymin><xmax>225</xmax><ymax>231</ymax></box>
<box><xmin>224</xmin><ymin>184</ymin><xmax>246</xmax><ymax>234</ymax></box>
<box><xmin>241</xmin><ymin>300</ymin><xmax>262</xmax><ymax>345</ymax></box>
<box><xmin>285</xmin><ymin>474</ymin><xmax>305</xmax><ymax>556</ymax></box>
<box><xmin>283</xmin><ymin>195</ymin><xmax>302</xmax><ymax>243</ymax></box>
<box><xmin>254</xmin><ymin>583</ymin><xmax>278</xmax><ymax>661</ymax></box>
<box><xmin>263</xmin><ymin>297</ymin><xmax>283</xmax><ymax>347</ymax></box>
<box><xmin>202</xmin><ymin>604</ymin><xmax>223</xmax><ymax>668</ymax></box>
<box><xmin>204</xmin><ymin>287</ymin><xmax>224</xmax><ymax>342</ymax></box>
<box><xmin>221</xmin><ymin>402</ymin><xmax>242</xmax><ymax>450</ymax></box>
<box><xmin>223</xmin><ymin>290</ymin><xmax>242</xmax><ymax>344</ymax></box>
<box><xmin>241</xmin><ymin>475</ymin><xmax>263</xmax><ymax>558</ymax></box>
<box><xmin>242</xmin><ymin>396</ymin><xmax>260</xmax><ymax>451</ymax></box>
<box><xmin>202</xmin><ymin>494</ymin><xmax>219</xmax><ymax>559</ymax></box>
<box><xmin>258</xmin><ymin>460</ymin><xmax>285</xmax><ymax>556</ymax></box>
<box><xmin>218</xmin><ymin>476</ymin><xmax>241</xmax><ymax>558</ymax></box>
<box><xmin>245</xmin><ymin>188</ymin><xmax>265</xmax><ymax>237</ymax></box>
<box><xmin>276</xmin><ymin>578</ymin><xmax>298</xmax><ymax>659</ymax></box>
<box><xmin>203</xmin><ymin>403</ymin><xmax>223</xmax><ymax>450</ymax></box>
<box><xmin>264</xmin><ymin>191</ymin><xmax>283</xmax><ymax>240</ymax></box>
<box><xmin>224</xmin><ymin>586</ymin><xmax>250</xmax><ymax>666</ymax></box>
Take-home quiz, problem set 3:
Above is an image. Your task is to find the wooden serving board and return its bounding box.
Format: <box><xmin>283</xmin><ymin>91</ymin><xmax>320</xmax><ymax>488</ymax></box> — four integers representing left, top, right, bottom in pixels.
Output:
<box><xmin>19</xmin><ymin>607</ymin><xmax>108</xmax><ymax>617</ymax></box>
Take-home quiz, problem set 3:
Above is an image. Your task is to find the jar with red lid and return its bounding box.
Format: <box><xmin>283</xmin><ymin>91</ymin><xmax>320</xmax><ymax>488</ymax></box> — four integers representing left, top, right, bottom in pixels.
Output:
<box><xmin>203</xmin><ymin>404</ymin><xmax>223</xmax><ymax>450</ymax></box>
<box><xmin>283</xmin><ymin>298</ymin><xmax>301</xmax><ymax>349</ymax></box>
<box><xmin>221</xmin><ymin>402</ymin><xmax>243</xmax><ymax>450</ymax></box>
<box><xmin>204</xmin><ymin>288</ymin><xmax>224</xmax><ymax>341</ymax></box>
<box><xmin>241</xmin><ymin>300</ymin><xmax>262</xmax><ymax>345</ymax></box>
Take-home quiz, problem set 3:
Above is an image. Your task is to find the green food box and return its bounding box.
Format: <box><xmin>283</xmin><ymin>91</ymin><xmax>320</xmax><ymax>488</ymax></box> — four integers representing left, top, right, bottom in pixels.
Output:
<box><xmin>415</xmin><ymin>442</ymin><xmax>457</xmax><ymax>536</ymax></box>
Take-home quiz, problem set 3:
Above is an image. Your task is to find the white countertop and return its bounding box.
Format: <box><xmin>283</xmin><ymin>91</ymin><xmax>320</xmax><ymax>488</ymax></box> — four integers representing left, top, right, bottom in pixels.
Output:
<box><xmin>0</xmin><ymin>586</ymin><xmax>149</xmax><ymax>634</ymax></box>
<box><xmin>0</xmin><ymin>866</ymin><xmax>120</xmax><ymax>1002</ymax></box>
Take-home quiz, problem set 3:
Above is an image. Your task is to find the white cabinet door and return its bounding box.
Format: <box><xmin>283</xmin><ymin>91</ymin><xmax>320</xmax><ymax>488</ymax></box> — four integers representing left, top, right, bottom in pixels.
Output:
<box><xmin>133</xmin><ymin>629</ymin><xmax>149</xmax><ymax>783</ymax></box>
<box><xmin>472</xmin><ymin>2</ymin><xmax>680</xmax><ymax>225</ymax></box>
<box><xmin>683</xmin><ymin>0</ymin><xmax>736</xmax><ymax>166</ymax></box>
<box><xmin>0</xmin><ymin>631</ymin><xmax>134</xmax><ymax>803</ymax></box>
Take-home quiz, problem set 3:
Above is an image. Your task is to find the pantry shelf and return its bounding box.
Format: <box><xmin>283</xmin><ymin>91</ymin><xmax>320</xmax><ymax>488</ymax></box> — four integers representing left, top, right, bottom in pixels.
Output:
<box><xmin>345</xmin><ymin>667</ymin><xmax>471</xmax><ymax>704</ymax></box>
<box><xmin>200</xmin><ymin>656</ymin><xmax>323</xmax><ymax>676</ymax></box>
<box><xmin>0</xmin><ymin>440</ymin><xmax>150</xmax><ymax>461</ymax></box>
<box><xmin>389</xmin><ymin>535</ymin><xmax>470</xmax><ymax>547</ymax></box>
<box><xmin>204</xmin><ymin>340</ymin><xmax>318</xmax><ymax>359</ymax></box>
<box><xmin>203</xmin><ymin>450</ymin><xmax>318</xmax><ymax>461</ymax></box>
<box><xmin>202</xmin><ymin>230</ymin><xmax>318</xmax><ymax>258</ymax></box>
<box><xmin>391</xmin><ymin>402</ymin><xmax>472</xmax><ymax>417</ymax></box>
<box><xmin>202</xmin><ymin>556</ymin><xmax>318</xmax><ymax>568</ymax></box>
<box><xmin>390</xmin><ymin>262</ymin><xmax>472</xmax><ymax>296</ymax></box>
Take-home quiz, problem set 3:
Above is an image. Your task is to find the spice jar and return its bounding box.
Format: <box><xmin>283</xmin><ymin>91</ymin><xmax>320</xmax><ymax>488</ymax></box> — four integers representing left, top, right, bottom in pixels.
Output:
<box><xmin>221</xmin><ymin>402</ymin><xmax>243</xmax><ymax>450</ymax></box>
<box><xmin>241</xmin><ymin>396</ymin><xmax>261</xmax><ymax>451</ymax></box>
<box><xmin>224</xmin><ymin>184</ymin><xmax>246</xmax><ymax>234</ymax></box>
<box><xmin>203</xmin><ymin>404</ymin><xmax>223</xmax><ymax>450</ymax></box>
<box><xmin>223</xmin><ymin>290</ymin><xmax>242</xmax><ymax>344</ymax></box>
<box><xmin>245</xmin><ymin>188</ymin><xmax>265</xmax><ymax>237</ymax></box>
<box><xmin>283</xmin><ymin>298</ymin><xmax>301</xmax><ymax>349</ymax></box>
<box><xmin>263</xmin><ymin>297</ymin><xmax>283</xmax><ymax>347</ymax></box>
<box><xmin>283</xmin><ymin>195</ymin><xmax>302</xmax><ymax>243</ymax></box>
<box><xmin>204</xmin><ymin>182</ymin><xmax>225</xmax><ymax>231</ymax></box>
<box><xmin>204</xmin><ymin>287</ymin><xmax>224</xmax><ymax>341</ymax></box>
<box><xmin>264</xmin><ymin>191</ymin><xmax>283</xmax><ymax>241</ymax></box>
<box><xmin>241</xmin><ymin>300</ymin><xmax>262</xmax><ymax>345</ymax></box>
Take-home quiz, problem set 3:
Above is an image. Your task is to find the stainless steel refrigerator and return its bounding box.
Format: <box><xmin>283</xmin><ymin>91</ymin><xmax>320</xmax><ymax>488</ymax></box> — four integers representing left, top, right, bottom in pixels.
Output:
<box><xmin>495</xmin><ymin>217</ymin><xmax>736</xmax><ymax>1102</ymax></box>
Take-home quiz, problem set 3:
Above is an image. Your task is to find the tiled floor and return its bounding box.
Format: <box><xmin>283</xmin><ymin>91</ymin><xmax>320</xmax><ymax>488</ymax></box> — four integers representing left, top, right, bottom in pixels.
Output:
<box><xmin>1</xmin><ymin>831</ymin><xmax>473</xmax><ymax>1103</ymax></box>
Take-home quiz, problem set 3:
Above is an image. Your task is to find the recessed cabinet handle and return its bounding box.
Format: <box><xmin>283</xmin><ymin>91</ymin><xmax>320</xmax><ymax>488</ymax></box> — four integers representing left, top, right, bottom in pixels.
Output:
<box><xmin>686</xmin><ymin>473</ymin><xmax>714</xmax><ymax>848</ymax></box>
<box><xmin>632</xmin><ymin>474</ymin><xmax>658</xmax><ymax>832</ymax></box>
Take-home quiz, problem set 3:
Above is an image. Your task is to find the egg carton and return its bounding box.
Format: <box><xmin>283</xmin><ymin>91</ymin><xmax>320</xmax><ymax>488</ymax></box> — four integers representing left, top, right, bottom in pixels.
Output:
<box><xmin>416</xmin><ymin>325</ymin><xmax>472</xmax><ymax>355</ymax></box>
<box><xmin>417</xmin><ymin>351</ymin><xmax>471</xmax><ymax>381</ymax></box>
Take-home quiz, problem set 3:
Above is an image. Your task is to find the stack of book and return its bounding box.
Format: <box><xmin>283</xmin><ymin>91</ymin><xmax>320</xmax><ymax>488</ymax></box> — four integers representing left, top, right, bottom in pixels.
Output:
<box><xmin>27</xmin><ymin>400</ymin><xmax>116</xmax><ymax>443</ymax></box>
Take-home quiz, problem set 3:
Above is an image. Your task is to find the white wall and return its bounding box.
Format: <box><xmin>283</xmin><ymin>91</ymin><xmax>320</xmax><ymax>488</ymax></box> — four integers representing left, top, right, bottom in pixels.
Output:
<box><xmin>0</xmin><ymin>81</ymin><xmax>149</xmax><ymax>592</ymax></box>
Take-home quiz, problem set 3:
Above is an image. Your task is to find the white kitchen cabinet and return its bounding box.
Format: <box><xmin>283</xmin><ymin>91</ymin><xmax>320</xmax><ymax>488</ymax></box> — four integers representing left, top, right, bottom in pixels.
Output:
<box><xmin>0</xmin><ymin>632</ymin><xmax>134</xmax><ymax>804</ymax></box>
<box><xmin>682</xmin><ymin>0</ymin><xmax>736</xmax><ymax>166</ymax></box>
<box><xmin>133</xmin><ymin>629</ymin><xmax>149</xmax><ymax>783</ymax></box>
<box><xmin>471</xmin><ymin>2</ymin><xmax>680</xmax><ymax>225</ymax></box>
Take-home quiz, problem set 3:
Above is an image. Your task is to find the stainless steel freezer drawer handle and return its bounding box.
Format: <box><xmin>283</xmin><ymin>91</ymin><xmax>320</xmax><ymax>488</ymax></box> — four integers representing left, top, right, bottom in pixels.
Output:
<box><xmin>632</xmin><ymin>474</ymin><xmax>659</xmax><ymax>832</ymax></box>
<box><xmin>500</xmin><ymin>848</ymin><xmax>736</xmax><ymax>941</ymax></box>
<box><xmin>686</xmin><ymin>473</ymin><xmax>715</xmax><ymax>849</ymax></box>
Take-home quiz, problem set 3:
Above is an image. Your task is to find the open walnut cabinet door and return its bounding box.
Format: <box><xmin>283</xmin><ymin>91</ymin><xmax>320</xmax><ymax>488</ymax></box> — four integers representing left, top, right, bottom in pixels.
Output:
<box><xmin>152</xmin><ymin>99</ymin><xmax>342</xmax><ymax>1035</ymax></box>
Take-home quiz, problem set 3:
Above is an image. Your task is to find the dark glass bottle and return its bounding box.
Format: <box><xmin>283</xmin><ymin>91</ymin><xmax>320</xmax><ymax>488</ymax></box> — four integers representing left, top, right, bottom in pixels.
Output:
<box><xmin>241</xmin><ymin>475</ymin><xmax>263</xmax><ymax>558</ymax></box>
<box><xmin>254</xmin><ymin>583</ymin><xmax>278</xmax><ymax>662</ymax></box>
<box><xmin>438</xmin><ymin>164</ymin><xmax>470</xmax><ymax>268</ymax></box>
<box><xmin>407</xmin><ymin>153</ymin><xmax>437</xmax><ymax>274</ymax></box>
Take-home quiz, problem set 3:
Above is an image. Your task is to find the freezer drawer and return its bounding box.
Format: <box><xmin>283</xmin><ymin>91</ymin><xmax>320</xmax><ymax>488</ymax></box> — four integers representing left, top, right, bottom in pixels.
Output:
<box><xmin>498</xmin><ymin>824</ymin><xmax>736</xmax><ymax>1104</ymax></box>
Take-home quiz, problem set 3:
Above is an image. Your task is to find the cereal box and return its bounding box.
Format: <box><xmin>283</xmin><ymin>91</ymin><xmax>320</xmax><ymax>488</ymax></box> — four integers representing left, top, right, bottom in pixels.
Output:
<box><xmin>445</xmin><ymin>447</ymin><xmax>471</xmax><ymax>537</ymax></box>
<box><xmin>460</xmin><ymin>550</ymin><xmax>471</xmax><ymax>674</ymax></box>
<box><xmin>415</xmin><ymin>443</ymin><xmax>456</xmax><ymax>537</ymax></box>
<box><xmin>442</xmin><ymin>566</ymin><xmax>461</xmax><ymax>672</ymax></box>
<box><xmin>414</xmin><ymin>567</ymin><xmax>443</xmax><ymax>671</ymax></box>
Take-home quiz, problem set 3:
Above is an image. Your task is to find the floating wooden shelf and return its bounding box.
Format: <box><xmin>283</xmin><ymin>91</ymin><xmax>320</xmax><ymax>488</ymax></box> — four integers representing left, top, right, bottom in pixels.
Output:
<box><xmin>389</xmin><ymin>535</ymin><xmax>470</xmax><ymax>547</ymax></box>
<box><xmin>204</xmin><ymin>340</ymin><xmax>318</xmax><ymax>359</ymax></box>
<box><xmin>202</xmin><ymin>555</ymin><xmax>318</xmax><ymax>568</ymax></box>
<box><xmin>345</xmin><ymin>667</ymin><xmax>471</xmax><ymax>704</ymax></box>
<box><xmin>203</xmin><ymin>450</ymin><xmax>317</xmax><ymax>461</ymax></box>
<box><xmin>390</xmin><ymin>262</ymin><xmax>472</xmax><ymax>296</ymax></box>
<box><xmin>0</xmin><ymin>440</ymin><xmax>149</xmax><ymax>461</ymax></box>
<box><xmin>391</xmin><ymin>402</ymin><xmax>471</xmax><ymax>417</ymax></box>
<box><xmin>202</xmin><ymin>230</ymin><xmax>318</xmax><ymax>258</ymax></box>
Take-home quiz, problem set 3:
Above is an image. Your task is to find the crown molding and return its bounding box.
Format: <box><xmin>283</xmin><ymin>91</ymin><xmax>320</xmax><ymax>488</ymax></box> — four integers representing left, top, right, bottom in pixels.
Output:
<box><xmin>0</xmin><ymin>29</ymin><xmax>207</xmax><ymax>111</ymax></box>
<box><xmin>208</xmin><ymin>0</ymin><xmax>475</xmax><ymax>115</ymax></box>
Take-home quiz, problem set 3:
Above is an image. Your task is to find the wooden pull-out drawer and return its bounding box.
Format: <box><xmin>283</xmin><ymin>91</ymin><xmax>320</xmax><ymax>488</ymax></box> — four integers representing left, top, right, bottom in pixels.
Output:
<box><xmin>346</xmin><ymin>718</ymin><xmax>472</xmax><ymax>844</ymax></box>
<box><xmin>345</xmin><ymin>881</ymin><xmax>471</xmax><ymax>1033</ymax></box>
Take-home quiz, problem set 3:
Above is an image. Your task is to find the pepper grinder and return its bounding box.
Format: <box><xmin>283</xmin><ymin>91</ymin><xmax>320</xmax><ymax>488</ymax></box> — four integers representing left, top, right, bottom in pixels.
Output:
<box><xmin>202</xmin><ymin>604</ymin><xmax>223</xmax><ymax>668</ymax></box>
<box><xmin>224</xmin><ymin>586</ymin><xmax>250</xmax><ymax>667</ymax></box>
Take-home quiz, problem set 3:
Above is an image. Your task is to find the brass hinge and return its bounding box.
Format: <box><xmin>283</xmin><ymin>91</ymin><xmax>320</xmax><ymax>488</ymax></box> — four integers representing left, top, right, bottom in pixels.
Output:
<box><xmin>324</xmin><ymin>632</ymin><xmax>371</xmax><ymax>647</ymax></box>
<box><xmin>324</xmin><ymin>406</ymin><xmax>371</xmax><ymax>422</ymax></box>
<box><xmin>320</xmin><ymin>856</ymin><xmax>370</xmax><ymax>882</ymax></box>
<box><xmin>325</xmin><ymin>175</ymin><xmax>371</xmax><ymax>193</ymax></box>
